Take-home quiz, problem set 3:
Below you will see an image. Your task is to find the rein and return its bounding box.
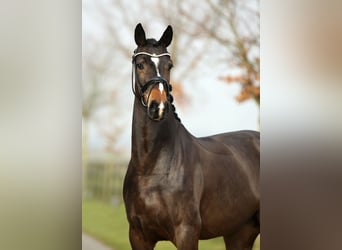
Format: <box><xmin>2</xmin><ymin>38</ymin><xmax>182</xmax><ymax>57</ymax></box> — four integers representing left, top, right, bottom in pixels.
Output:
<box><xmin>131</xmin><ymin>52</ymin><xmax>171</xmax><ymax>107</ymax></box>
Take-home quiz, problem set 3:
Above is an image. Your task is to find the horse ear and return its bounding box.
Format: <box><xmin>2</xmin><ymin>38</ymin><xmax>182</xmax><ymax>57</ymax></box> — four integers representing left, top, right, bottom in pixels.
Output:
<box><xmin>158</xmin><ymin>25</ymin><xmax>173</xmax><ymax>47</ymax></box>
<box><xmin>134</xmin><ymin>23</ymin><xmax>146</xmax><ymax>46</ymax></box>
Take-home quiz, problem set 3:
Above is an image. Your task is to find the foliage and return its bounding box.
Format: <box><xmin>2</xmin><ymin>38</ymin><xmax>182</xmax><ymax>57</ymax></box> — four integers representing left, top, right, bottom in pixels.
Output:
<box><xmin>173</xmin><ymin>0</ymin><xmax>260</xmax><ymax>105</ymax></box>
<box><xmin>83</xmin><ymin>0</ymin><xmax>260</xmax><ymax>153</ymax></box>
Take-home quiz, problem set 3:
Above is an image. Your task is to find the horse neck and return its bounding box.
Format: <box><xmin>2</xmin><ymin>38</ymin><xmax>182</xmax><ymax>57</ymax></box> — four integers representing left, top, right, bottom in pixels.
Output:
<box><xmin>131</xmin><ymin>98</ymin><xmax>179</xmax><ymax>173</ymax></box>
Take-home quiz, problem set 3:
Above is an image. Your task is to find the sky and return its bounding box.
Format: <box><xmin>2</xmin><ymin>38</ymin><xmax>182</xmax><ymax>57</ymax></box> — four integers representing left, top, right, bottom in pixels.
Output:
<box><xmin>83</xmin><ymin>0</ymin><xmax>259</xmax><ymax>158</ymax></box>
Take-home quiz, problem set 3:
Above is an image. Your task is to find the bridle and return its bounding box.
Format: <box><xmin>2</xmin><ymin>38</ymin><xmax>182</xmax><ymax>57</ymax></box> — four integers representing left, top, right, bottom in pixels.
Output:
<box><xmin>131</xmin><ymin>51</ymin><xmax>172</xmax><ymax>107</ymax></box>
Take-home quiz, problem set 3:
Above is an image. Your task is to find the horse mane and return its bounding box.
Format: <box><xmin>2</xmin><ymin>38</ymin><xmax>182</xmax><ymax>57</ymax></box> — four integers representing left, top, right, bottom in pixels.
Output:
<box><xmin>168</xmin><ymin>89</ymin><xmax>181</xmax><ymax>123</ymax></box>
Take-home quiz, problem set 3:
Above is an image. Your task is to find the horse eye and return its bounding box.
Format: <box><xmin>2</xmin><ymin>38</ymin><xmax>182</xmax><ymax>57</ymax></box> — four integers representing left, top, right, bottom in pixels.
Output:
<box><xmin>136</xmin><ymin>63</ymin><xmax>144</xmax><ymax>70</ymax></box>
<box><xmin>168</xmin><ymin>63</ymin><xmax>173</xmax><ymax>71</ymax></box>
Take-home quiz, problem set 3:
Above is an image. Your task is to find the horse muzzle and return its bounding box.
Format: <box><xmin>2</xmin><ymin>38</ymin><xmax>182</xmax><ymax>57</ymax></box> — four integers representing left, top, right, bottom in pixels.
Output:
<box><xmin>142</xmin><ymin>77</ymin><xmax>170</xmax><ymax>121</ymax></box>
<box><xmin>147</xmin><ymin>98</ymin><xmax>169</xmax><ymax>121</ymax></box>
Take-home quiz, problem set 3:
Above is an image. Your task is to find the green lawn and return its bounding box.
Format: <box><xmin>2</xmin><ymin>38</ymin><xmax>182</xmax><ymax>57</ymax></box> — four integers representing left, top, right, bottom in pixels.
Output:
<box><xmin>82</xmin><ymin>199</ymin><xmax>260</xmax><ymax>250</ymax></box>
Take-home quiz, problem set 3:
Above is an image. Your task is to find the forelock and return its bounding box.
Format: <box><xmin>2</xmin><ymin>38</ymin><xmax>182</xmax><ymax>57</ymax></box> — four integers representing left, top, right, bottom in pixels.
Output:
<box><xmin>146</xmin><ymin>38</ymin><xmax>159</xmax><ymax>47</ymax></box>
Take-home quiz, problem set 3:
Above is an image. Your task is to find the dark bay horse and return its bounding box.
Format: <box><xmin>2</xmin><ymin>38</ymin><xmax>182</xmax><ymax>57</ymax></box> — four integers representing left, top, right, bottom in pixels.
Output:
<box><xmin>123</xmin><ymin>23</ymin><xmax>260</xmax><ymax>250</ymax></box>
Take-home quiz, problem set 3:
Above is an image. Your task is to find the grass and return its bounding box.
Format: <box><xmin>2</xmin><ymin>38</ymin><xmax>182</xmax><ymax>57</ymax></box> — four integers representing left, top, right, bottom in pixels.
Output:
<box><xmin>82</xmin><ymin>199</ymin><xmax>260</xmax><ymax>250</ymax></box>
<box><xmin>82</xmin><ymin>199</ymin><xmax>129</xmax><ymax>250</ymax></box>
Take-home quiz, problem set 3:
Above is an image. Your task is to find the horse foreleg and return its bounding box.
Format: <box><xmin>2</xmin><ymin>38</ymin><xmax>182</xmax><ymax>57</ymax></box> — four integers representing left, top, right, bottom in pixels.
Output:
<box><xmin>129</xmin><ymin>226</ymin><xmax>155</xmax><ymax>250</ymax></box>
<box><xmin>174</xmin><ymin>223</ymin><xmax>200</xmax><ymax>250</ymax></box>
<box><xmin>223</xmin><ymin>218</ymin><xmax>259</xmax><ymax>250</ymax></box>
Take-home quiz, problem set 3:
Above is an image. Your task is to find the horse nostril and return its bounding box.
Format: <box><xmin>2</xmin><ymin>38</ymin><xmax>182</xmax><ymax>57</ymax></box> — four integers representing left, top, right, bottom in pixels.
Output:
<box><xmin>149</xmin><ymin>101</ymin><xmax>159</xmax><ymax>112</ymax></box>
<box><xmin>148</xmin><ymin>100</ymin><xmax>167</xmax><ymax>121</ymax></box>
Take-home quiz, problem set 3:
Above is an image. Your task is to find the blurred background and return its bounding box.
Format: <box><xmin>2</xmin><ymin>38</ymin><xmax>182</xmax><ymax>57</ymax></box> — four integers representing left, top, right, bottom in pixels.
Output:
<box><xmin>82</xmin><ymin>0</ymin><xmax>259</xmax><ymax>249</ymax></box>
<box><xmin>2</xmin><ymin>0</ymin><xmax>341</xmax><ymax>249</ymax></box>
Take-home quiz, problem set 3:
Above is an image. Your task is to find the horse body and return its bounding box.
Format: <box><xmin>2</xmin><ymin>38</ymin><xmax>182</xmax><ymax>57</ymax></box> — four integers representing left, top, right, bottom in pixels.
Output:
<box><xmin>197</xmin><ymin>131</ymin><xmax>259</xmax><ymax>239</ymax></box>
<box><xmin>123</xmin><ymin>24</ymin><xmax>259</xmax><ymax>250</ymax></box>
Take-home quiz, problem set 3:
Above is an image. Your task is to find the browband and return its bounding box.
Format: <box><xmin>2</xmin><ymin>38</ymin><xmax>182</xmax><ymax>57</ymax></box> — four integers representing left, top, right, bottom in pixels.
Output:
<box><xmin>132</xmin><ymin>52</ymin><xmax>171</xmax><ymax>60</ymax></box>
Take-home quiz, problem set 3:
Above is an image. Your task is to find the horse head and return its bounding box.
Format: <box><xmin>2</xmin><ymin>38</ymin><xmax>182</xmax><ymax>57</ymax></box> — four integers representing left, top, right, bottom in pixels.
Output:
<box><xmin>132</xmin><ymin>23</ymin><xmax>174</xmax><ymax>121</ymax></box>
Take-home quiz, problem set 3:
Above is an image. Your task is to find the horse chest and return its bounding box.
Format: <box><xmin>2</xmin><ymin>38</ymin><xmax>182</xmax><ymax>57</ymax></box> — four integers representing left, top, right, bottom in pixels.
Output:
<box><xmin>138</xmin><ymin>187</ymin><xmax>163</xmax><ymax>212</ymax></box>
<box><xmin>128</xmin><ymin>181</ymin><xmax>174</xmax><ymax>238</ymax></box>
<box><xmin>130</xmin><ymin>178</ymin><xmax>169</xmax><ymax>219</ymax></box>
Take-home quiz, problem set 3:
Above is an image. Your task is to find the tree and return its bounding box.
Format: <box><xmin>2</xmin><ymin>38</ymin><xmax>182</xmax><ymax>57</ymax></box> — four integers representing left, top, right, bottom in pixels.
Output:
<box><xmin>176</xmin><ymin>0</ymin><xmax>260</xmax><ymax>106</ymax></box>
<box><xmin>82</xmin><ymin>0</ymin><xmax>260</xmax><ymax>156</ymax></box>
